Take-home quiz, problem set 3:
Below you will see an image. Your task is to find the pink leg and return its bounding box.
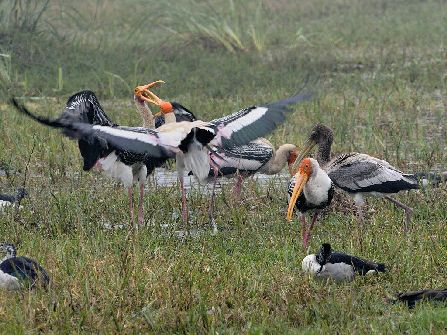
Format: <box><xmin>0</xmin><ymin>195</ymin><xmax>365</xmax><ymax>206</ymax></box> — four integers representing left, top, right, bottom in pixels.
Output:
<box><xmin>179</xmin><ymin>176</ymin><xmax>188</xmax><ymax>224</ymax></box>
<box><xmin>300</xmin><ymin>215</ymin><xmax>307</xmax><ymax>242</ymax></box>
<box><xmin>128</xmin><ymin>187</ymin><xmax>134</xmax><ymax>226</ymax></box>
<box><xmin>137</xmin><ymin>183</ymin><xmax>144</xmax><ymax>225</ymax></box>
<box><xmin>208</xmin><ymin>162</ymin><xmax>219</xmax><ymax>234</ymax></box>
<box><xmin>303</xmin><ymin>213</ymin><xmax>319</xmax><ymax>249</ymax></box>
<box><xmin>93</xmin><ymin>160</ymin><xmax>103</xmax><ymax>171</ymax></box>
<box><xmin>233</xmin><ymin>174</ymin><xmax>244</xmax><ymax>198</ymax></box>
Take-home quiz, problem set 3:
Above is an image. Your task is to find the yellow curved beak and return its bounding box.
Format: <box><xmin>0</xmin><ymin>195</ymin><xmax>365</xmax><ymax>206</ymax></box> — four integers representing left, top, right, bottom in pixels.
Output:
<box><xmin>286</xmin><ymin>171</ymin><xmax>309</xmax><ymax>221</ymax></box>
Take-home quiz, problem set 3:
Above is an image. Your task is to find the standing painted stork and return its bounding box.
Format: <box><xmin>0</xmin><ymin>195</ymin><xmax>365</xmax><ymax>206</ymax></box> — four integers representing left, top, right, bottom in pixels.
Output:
<box><xmin>287</xmin><ymin>157</ymin><xmax>334</xmax><ymax>248</ymax></box>
<box><xmin>12</xmin><ymin>92</ymin><xmax>310</xmax><ymax>226</ymax></box>
<box><xmin>302</xmin><ymin>243</ymin><xmax>386</xmax><ymax>282</ymax></box>
<box><xmin>290</xmin><ymin>124</ymin><xmax>424</xmax><ymax>232</ymax></box>
<box><xmin>0</xmin><ymin>187</ymin><xmax>28</xmax><ymax>212</ymax></box>
<box><xmin>208</xmin><ymin>138</ymin><xmax>298</xmax><ymax>196</ymax></box>
<box><xmin>0</xmin><ymin>242</ymin><xmax>50</xmax><ymax>290</ymax></box>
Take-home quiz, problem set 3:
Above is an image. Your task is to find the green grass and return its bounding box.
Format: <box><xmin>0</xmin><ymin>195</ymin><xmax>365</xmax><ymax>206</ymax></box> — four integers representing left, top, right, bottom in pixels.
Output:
<box><xmin>1</xmin><ymin>0</ymin><xmax>447</xmax><ymax>333</ymax></box>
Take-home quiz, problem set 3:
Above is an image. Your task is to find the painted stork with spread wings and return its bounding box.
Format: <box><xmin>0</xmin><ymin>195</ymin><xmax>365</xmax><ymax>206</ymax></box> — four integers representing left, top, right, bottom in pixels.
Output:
<box><xmin>138</xmin><ymin>90</ymin><xmax>304</xmax><ymax>226</ymax></box>
<box><xmin>12</xmin><ymin>92</ymin><xmax>309</xmax><ymax>225</ymax></box>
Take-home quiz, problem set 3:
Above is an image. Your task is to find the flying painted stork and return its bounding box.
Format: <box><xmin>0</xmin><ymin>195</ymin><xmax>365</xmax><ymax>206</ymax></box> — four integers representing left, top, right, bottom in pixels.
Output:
<box><xmin>0</xmin><ymin>242</ymin><xmax>50</xmax><ymax>290</ymax></box>
<box><xmin>12</xmin><ymin>92</ymin><xmax>310</xmax><ymax>226</ymax></box>
<box><xmin>0</xmin><ymin>187</ymin><xmax>27</xmax><ymax>212</ymax></box>
<box><xmin>289</xmin><ymin>124</ymin><xmax>427</xmax><ymax>235</ymax></box>
<box><xmin>302</xmin><ymin>243</ymin><xmax>386</xmax><ymax>282</ymax></box>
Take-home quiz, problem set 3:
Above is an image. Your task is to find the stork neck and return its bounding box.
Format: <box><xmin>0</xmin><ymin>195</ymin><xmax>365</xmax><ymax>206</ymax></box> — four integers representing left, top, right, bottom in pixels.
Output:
<box><xmin>316</xmin><ymin>139</ymin><xmax>332</xmax><ymax>166</ymax></box>
<box><xmin>261</xmin><ymin>143</ymin><xmax>295</xmax><ymax>175</ymax></box>
<box><xmin>134</xmin><ymin>98</ymin><xmax>155</xmax><ymax>128</ymax></box>
<box><xmin>163</xmin><ymin>112</ymin><xmax>176</xmax><ymax>124</ymax></box>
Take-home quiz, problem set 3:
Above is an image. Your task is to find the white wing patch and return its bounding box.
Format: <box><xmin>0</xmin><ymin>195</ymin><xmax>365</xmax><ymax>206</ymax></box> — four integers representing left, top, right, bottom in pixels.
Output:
<box><xmin>92</xmin><ymin>125</ymin><xmax>160</xmax><ymax>146</ymax></box>
<box><xmin>211</xmin><ymin>107</ymin><xmax>268</xmax><ymax>146</ymax></box>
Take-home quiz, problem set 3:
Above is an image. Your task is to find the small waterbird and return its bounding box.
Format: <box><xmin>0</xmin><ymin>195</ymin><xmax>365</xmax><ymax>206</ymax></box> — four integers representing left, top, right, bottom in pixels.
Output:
<box><xmin>0</xmin><ymin>242</ymin><xmax>50</xmax><ymax>290</ymax></box>
<box><xmin>302</xmin><ymin>243</ymin><xmax>386</xmax><ymax>282</ymax></box>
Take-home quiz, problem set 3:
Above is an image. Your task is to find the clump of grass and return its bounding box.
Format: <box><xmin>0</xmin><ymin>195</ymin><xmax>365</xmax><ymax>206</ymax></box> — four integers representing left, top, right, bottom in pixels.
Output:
<box><xmin>166</xmin><ymin>0</ymin><xmax>272</xmax><ymax>53</ymax></box>
<box><xmin>0</xmin><ymin>0</ymin><xmax>49</xmax><ymax>33</ymax></box>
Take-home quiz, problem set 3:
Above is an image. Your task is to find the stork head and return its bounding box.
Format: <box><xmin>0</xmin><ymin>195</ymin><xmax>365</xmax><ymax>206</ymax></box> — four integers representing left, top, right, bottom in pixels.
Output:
<box><xmin>134</xmin><ymin>82</ymin><xmax>173</xmax><ymax>116</ymax></box>
<box><xmin>286</xmin><ymin>146</ymin><xmax>299</xmax><ymax>175</ymax></box>
<box><xmin>290</xmin><ymin>123</ymin><xmax>334</xmax><ymax>174</ymax></box>
<box><xmin>133</xmin><ymin>80</ymin><xmax>167</xmax><ymax>107</ymax></box>
<box><xmin>286</xmin><ymin>157</ymin><xmax>315</xmax><ymax>221</ymax></box>
<box><xmin>0</xmin><ymin>242</ymin><xmax>17</xmax><ymax>260</ymax></box>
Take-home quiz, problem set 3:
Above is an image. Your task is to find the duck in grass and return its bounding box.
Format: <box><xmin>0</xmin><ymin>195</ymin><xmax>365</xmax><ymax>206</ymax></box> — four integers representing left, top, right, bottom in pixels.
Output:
<box><xmin>0</xmin><ymin>187</ymin><xmax>28</xmax><ymax>212</ymax></box>
<box><xmin>0</xmin><ymin>243</ymin><xmax>50</xmax><ymax>290</ymax></box>
<box><xmin>302</xmin><ymin>243</ymin><xmax>386</xmax><ymax>282</ymax></box>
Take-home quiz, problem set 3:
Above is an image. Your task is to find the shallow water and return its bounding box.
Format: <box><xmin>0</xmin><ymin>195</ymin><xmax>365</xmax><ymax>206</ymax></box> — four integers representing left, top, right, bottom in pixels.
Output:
<box><xmin>148</xmin><ymin>167</ymin><xmax>290</xmax><ymax>194</ymax></box>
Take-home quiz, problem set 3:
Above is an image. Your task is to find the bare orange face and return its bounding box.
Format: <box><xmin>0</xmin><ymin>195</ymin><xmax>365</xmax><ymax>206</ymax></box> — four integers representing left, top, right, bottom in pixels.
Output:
<box><xmin>287</xmin><ymin>149</ymin><xmax>299</xmax><ymax>176</ymax></box>
<box><xmin>286</xmin><ymin>158</ymin><xmax>313</xmax><ymax>221</ymax></box>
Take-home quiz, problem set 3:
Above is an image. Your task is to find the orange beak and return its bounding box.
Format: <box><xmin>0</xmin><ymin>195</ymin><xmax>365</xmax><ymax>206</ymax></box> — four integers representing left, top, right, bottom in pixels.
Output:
<box><xmin>134</xmin><ymin>83</ymin><xmax>173</xmax><ymax>114</ymax></box>
<box><xmin>286</xmin><ymin>171</ymin><xmax>309</xmax><ymax>221</ymax></box>
<box><xmin>134</xmin><ymin>80</ymin><xmax>165</xmax><ymax>103</ymax></box>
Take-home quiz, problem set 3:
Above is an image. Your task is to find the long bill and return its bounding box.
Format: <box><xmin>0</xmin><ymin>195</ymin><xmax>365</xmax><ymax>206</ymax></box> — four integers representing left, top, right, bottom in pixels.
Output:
<box><xmin>286</xmin><ymin>171</ymin><xmax>309</xmax><ymax>221</ymax></box>
<box><xmin>290</xmin><ymin>138</ymin><xmax>316</xmax><ymax>174</ymax></box>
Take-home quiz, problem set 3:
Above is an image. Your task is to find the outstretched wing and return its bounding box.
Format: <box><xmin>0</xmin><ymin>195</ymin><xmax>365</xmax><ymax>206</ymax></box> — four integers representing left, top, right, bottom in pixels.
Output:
<box><xmin>11</xmin><ymin>98</ymin><xmax>175</xmax><ymax>159</ymax></box>
<box><xmin>210</xmin><ymin>92</ymin><xmax>312</xmax><ymax>148</ymax></box>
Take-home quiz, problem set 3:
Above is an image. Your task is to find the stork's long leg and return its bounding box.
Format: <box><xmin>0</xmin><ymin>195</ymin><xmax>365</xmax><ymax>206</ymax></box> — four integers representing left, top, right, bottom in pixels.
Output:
<box><xmin>208</xmin><ymin>160</ymin><xmax>220</xmax><ymax>235</ymax></box>
<box><xmin>137</xmin><ymin>183</ymin><xmax>145</xmax><ymax>226</ymax></box>
<box><xmin>233</xmin><ymin>174</ymin><xmax>245</xmax><ymax>198</ymax></box>
<box><xmin>383</xmin><ymin>195</ymin><xmax>413</xmax><ymax>232</ymax></box>
<box><xmin>355</xmin><ymin>205</ymin><xmax>365</xmax><ymax>251</ymax></box>
<box><xmin>303</xmin><ymin>213</ymin><xmax>319</xmax><ymax>249</ymax></box>
<box><xmin>128</xmin><ymin>187</ymin><xmax>134</xmax><ymax>226</ymax></box>
<box><xmin>300</xmin><ymin>215</ymin><xmax>307</xmax><ymax>247</ymax></box>
<box><xmin>179</xmin><ymin>175</ymin><xmax>188</xmax><ymax>224</ymax></box>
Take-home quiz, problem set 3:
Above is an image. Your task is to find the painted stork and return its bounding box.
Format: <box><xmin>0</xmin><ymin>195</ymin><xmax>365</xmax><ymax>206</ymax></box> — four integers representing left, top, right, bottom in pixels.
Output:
<box><xmin>290</xmin><ymin>124</ymin><xmax>427</xmax><ymax>233</ymax></box>
<box><xmin>208</xmin><ymin>138</ymin><xmax>298</xmax><ymax>196</ymax></box>
<box><xmin>0</xmin><ymin>242</ymin><xmax>50</xmax><ymax>290</ymax></box>
<box><xmin>390</xmin><ymin>289</ymin><xmax>447</xmax><ymax>308</ymax></box>
<box><xmin>137</xmin><ymin>90</ymin><xmax>310</xmax><ymax>224</ymax></box>
<box><xmin>302</xmin><ymin>243</ymin><xmax>385</xmax><ymax>282</ymax></box>
<box><xmin>12</xmin><ymin>92</ymin><xmax>310</xmax><ymax>226</ymax></box>
<box><xmin>287</xmin><ymin>157</ymin><xmax>334</xmax><ymax>248</ymax></box>
<box><xmin>0</xmin><ymin>187</ymin><xmax>27</xmax><ymax>212</ymax></box>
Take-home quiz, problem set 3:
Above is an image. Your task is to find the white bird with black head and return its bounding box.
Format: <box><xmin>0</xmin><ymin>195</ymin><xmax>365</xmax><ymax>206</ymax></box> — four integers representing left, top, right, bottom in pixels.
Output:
<box><xmin>0</xmin><ymin>243</ymin><xmax>50</xmax><ymax>290</ymax></box>
<box><xmin>302</xmin><ymin>243</ymin><xmax>386</xmax><ymax>282</ymax></box>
